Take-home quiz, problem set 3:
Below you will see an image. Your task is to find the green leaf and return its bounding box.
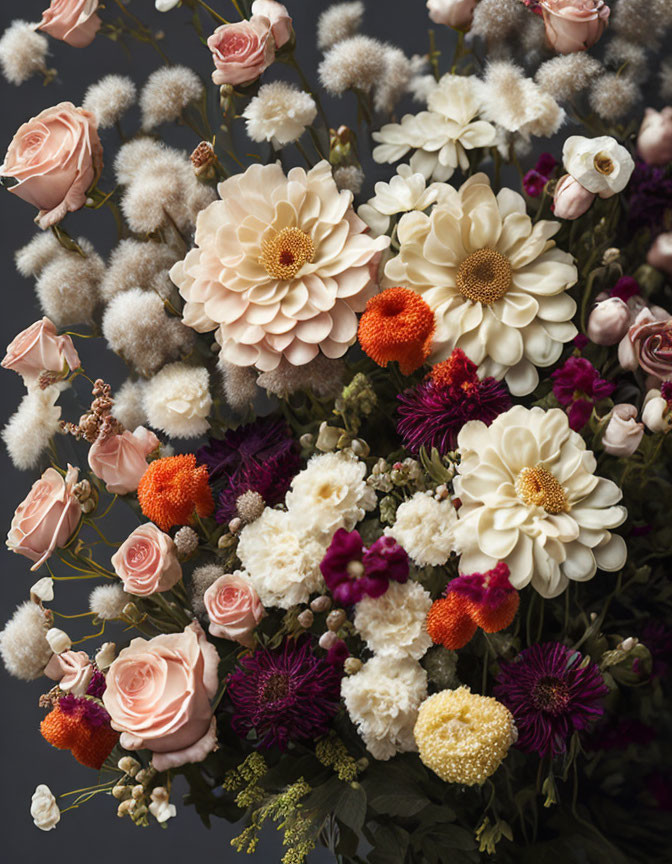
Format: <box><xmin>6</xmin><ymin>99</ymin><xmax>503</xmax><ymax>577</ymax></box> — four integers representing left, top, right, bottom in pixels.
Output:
<box><xmin>367</xmin><ymin>824</ymin><xmax>410</xmax><ymax>864</ymax></box>
<box><xmin>369</xmin><ymin>790</ymin><xmax>429</xmax><ymax>818</ymax></box>
<box><xmin>335</xmin><ymin>783</ymin><xmax>367</xmax><ymax>833</ymax></box>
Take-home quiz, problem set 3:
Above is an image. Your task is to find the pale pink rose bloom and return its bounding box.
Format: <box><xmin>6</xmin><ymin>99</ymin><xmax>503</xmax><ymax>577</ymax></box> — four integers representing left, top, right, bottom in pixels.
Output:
<box><xmin>647</xmin><ymin>232</ymin><xmax>672</xmax><ymax>278</ymax></box>
<box><xmin>7</xmin><ymin>465</ymin><xmax>81</xmax><ymax>571</ymax></box>
<box><xmin>38</xmin><ymin>0</ymin><xmax>102</xmax><ymax>48</ymax></box>
<box><xmin>250</xmin><ymin>0</ymin><xmax>293</xmax><ymax>47</ymax></box>
<box><xmin>204</xmin><ymin>572</ymin><xmax>265</xmax><ymax>647</ymax></box>
<box><xmin>553</xmin><ymin>174</ymin><xmax>596</xmax><ymax>219</ymax></box>
<box><xmin>618</xmin><ymin>307</ymin><xmax>672</xmax><ymax>380</ymax></box>
<box><xmin>540</xmin><ymin>0</ymin><xmax>609</xmax><ymax>54</ymax></box>
<box><xmin>44</xmin><ymin>650</ymin><xmax>93</xmax><ymax>695</ymax></box>
<box><xmin>1</xmin><ymin>317</ymin><xmax>80</xmax><ymax>387</ymax></box>
<box><xmin>207</xmin><ymin>16</ymin><xmax>276</xmax><ymax>87</ymax></box>
<box><xmin>88</xmin><ymin>427</ymin><xmax>160</xmax><ymax>496</ymax></box>
<box><xmin>587</xmin><ymin>297</ymin><xmax>630</xmax><ymax>346</ymax></box>
<box><xmin>637</xmin><ymin>108</ymin><xmax>672</xmax><ymax>167</ymax></box>
<box><xmin>602</xmin><ymin>404</ymin><xmax>644</xmax><ymax>457</ymax></box>
<box><xmin>426</xmin><ymin>0</ymin><xmax>477</xmax><ymax>29</ymax></box>
<box><xmin>102</xmin><ymin>621</ymin><xmax>219</xmax><ymax>771</ymax></box>
<box><xmin>111</xmin><ymin>523</ymin><xmax>182</xmax><ymax>597</ymax></box>
<box><xmin>0</xmin><ymin>102</ymin><xmax>103</xmax><ymax>229</ymax></box>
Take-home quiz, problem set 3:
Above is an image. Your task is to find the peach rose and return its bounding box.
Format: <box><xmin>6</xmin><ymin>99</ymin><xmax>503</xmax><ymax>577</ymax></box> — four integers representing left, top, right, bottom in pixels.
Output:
<box><xmin>207</xmin><ymin>16</ymin><xmax>276</xmax><ymax>87</ymax></box>
<box><xmin>203</xmin><ymin>571</ymin><xmax>265</xmax><ymax>647</ymax></box>
<box><xmin>2</xmin><ymin>317</ymin><xmax>80</xmax><ymax>387</ymax></box>
<box><xmin>7</xmin><ymin>465</ymin><xmax>81</xmax><ymax>571</ymax></box>
<box><xmin>44</xmin><ymin>650</ymin><xmax>93</xmax><ymax>696</ymax></box>
<box><xmin>553</xmin><ymin>173</ymin><xmax>596</xmax><ymax>219</ymax></box>
<box><xmin>102</xmin><ymin>621</ymin><xmax>219</xmax><ymax>771</ymax></box>
<box><xmin>618</xmin><ymin>307</ymin><xmax>672</xmax><ymax>380</ymax></box>
<box><xmin>111</xmin><ymin>523</ymin><xmax>182</xmax><ymax>597</ymax></box>
<box><xmin>426</xmin><ymin>0</ymin><xmax>477</xmax><ymax>30</ymax></box>
<box><xmin>250</xmin><ymin>0</ymin><xmax>293</xmax><ymax>47</ymax></box>
<box><xmin>1</xmin><ymin>102</ymin><xmax>103</xmax><ymax>229</ymax></box>
<box><xmin>37</xmin><ymin>0</ymin><xmax>102</xmax><ymax>48</ymax></box>
<box><xmin>88</xmin><ymin>427</ymin><xmax>160</xmax><ymax>496</ymax></box>
<box><xmin>637</xmin><ymin>108</ymin><xmax>672</xmax><ymax>167</ymax></box>
<box><xmin>540</xmin><ymin>0</ymin><xmax>609</xmax><ymax>55</ymax></box>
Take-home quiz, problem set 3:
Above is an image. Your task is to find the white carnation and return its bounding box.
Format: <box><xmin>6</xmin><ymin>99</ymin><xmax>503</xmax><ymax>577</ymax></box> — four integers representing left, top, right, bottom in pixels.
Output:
<box><xmin>2</xmin><ymin>386</ymin><xmax>62</xmax><ymax>471</ymax></box>
<box><xmin>243</xmin><ymin>81</ymin><xmax>317</xmax><ymax>146</ymax></box>
<box><xmin>354</xmin><ymin>580</ymin><xmax>433</xmax><ymax>660</ymax></box>
<box><xmin>0</xmin><ymin>20</ymin><xmax>49</xmax><ymax>86</ymax></box>
<box><xmin>143</xmin><ymin>362</ymin><xmax>211</xmax><ymax>439</ymax></box>
<box><xmin>0</xmin><ymin>602</ymin><xmax>52</xmax><ymax>680</ymax></box>
<box><xmin>237</xmin><ymin>508</ymin><xmax>326</xmax><ymax>609</ymax></box>
<box><xmin>82</xmin><ymin>74</ymin><xmax>136</xmax><ymax>129</ymax></box>
<box><xmin>341</xmin><ymin>655</ymin><xmax>427</xmax><ymax>760</ymax></box>
<box><xmin>385</xmin><ymin>492</ymin><xmax>458</xmax><ymax>567</ymax></box>
<box><xmin>285</xmin><ymin>450</ymin><xmax>376</xmax><ymax>541</ymax></box>
<box><xmin>30</xmin><ymin>785</ymin><xmax>60</xmax><ymax>832</ymax></box>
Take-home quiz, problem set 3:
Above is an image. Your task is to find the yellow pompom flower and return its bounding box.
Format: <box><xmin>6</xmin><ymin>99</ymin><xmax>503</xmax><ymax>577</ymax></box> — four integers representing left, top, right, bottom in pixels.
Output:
<box><xmin>414</xmin><ymin>687</ymin><xmax>517</xmax><ymax>785</ymax></box>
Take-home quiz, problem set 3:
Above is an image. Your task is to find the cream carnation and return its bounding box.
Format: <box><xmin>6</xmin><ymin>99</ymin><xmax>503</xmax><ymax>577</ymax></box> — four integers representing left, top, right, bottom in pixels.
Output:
<box><xmin>384</xmin><ymin>173</ymin><xmax>578</xmax><ymax>395</ymax></box>
<box><xmin>236</xmin><ymin>508</ymin><xmax>326</xmax><ymax>609</ymax></box>
<box><xmin>341</xmin><ymin>655</ymin><xmax>427</xmax><ymax>760</ymax></box>
<box><xmin>373</xmin><ymin>74</ymin><xmax>496</xmax><ymax>182</ymax></box>
<box><xmin>142</xmin><ymin>362</ymin><xmax>211</xmax><ymax>439</ymax></box>
<box><xmin>385</xmin><ymin>492</ymin><xmax>458</xmax><ymax>567</ymax></box>
<box><xmin>354</xmin><ymin>580</ymin><xmax>432</xmax><ymax>660</ymax></box>
<box><xmin>285</xmin><ymin>450</ymin><xmax>376</xmax><ymax>541</ymax></box>
<box><xmin>243</xmin><ymin>81</ymin><xmax>317</xmax><ymax>146</ymax></box>
<box><xmin>454</xmin><ymin>406</ymin><xmax>627</xmax><ymax>598</ymax></box>
<box><xmin>170</xmin><ymin>160</ymin><xmax>388</xmax><ymax>371</ymax></box>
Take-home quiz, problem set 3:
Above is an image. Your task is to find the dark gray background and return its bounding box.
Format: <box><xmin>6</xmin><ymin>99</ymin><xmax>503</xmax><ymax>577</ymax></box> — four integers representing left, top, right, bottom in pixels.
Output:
<box><xmin>0</xmin><ymin>1</ymin><xmax>449</xmax><ymax>861</ymax></box>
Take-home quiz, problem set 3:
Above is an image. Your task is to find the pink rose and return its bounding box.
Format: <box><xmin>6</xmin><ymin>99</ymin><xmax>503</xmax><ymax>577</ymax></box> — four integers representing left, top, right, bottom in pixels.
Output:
<box><xmin>88</xmin><ymin>427</ymin><xmax>160</xmax><ymax>496</ymax></box>
<box><xmin>602</xmin><ymin>404</ymin><xmax>644</xmax><ymax>457</ymax></box>
<box><xmin>44</xmin><ymin>650</ymin><xmax>93</xmax><ymax>695</ymax></box>
<box><xmin>618</xmin><ymin>308</ymin><xmax>672</xmax><ymax>380</ymax></box>
<box><xmin>102</xmin><ymin>621</ymin><xmax>219</xmax><ymax>771</ymax></box>
<box><xmin>37</xmin><ymin>0</ymin><xmax>102</xmax><ymax>48</ymax></box>
<box><xmin>251</xmin><ymin>0</ymin><xmax>293</xmax><ymax>48</ymax></box>
<box><xmin>553</xmin><ymin>173</ymin><xmax>596</xmax><ymax>219</ymax></box>
<box><xmin>207</xmin><ymin>17</ymin><xmax>276</xmax><ymax>87</ymax></box>
<box><xmin>637</xmin><ymin>108</ymin><xmax>672</xmax><ymax>167</ymax></box>
<box><xmin>203</xmin><ymin>571</ymin><xmax>265</xmax><ymax>647</ymax></box>
<box><xmin>1</xmin><ymin>102</ymin><xmax>103</xmax><ymax>229</ymax></box>
<box><xmin>1</xmin><ymin>317</ymin><xmax>80</xmax><ymax>387</ymax></box>
<box><xmin>7</xmin><ymin>465</ymin><xmax>81</xmax><ymax>571</ymax></box>
<box><xmin>540</xmin><ymin>0</ymin><xmax>609</xmax><ymax>55</ymax></box>
<box><xmin>426</xmin><ymin>0</ymin><xmax>477</xmax><ymax>29</ymax></box>
<box><xmin>111</xmin><ymin>523</ymin><xmax>182</xmax><ymax>597</ymax></box>
<box><xmin>647</xmin><ymin>232</ymin><xmax>672</xmax><ymax>278</ymax></box>
<box><xmin>587</xmin><ymin>297</ymin><xmax>630</xmax><ymax>345</ymax></box>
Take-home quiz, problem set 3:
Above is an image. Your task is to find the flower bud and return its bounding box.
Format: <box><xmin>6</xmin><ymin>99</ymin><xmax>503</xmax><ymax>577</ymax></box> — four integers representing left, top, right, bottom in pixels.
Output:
<box><xmin>587</xmin><ymin>297</ymin><xmax>630</xmax><ymax>346</ymax></box>
<box><xmin>46</xmin><ymin>627</ymin><xmax>71</xmax><ymax>654</ymax></box>
<box><xmin>602</xmin><ymin>404</ymin><xmax>644</xmax><ymax>457</ymax></box>
<box><xmin>350</xmin><ymin>438</ymin><xmax>370</xmax><ymax>458</ymax></box>
<box><xmin>112</xmin><ymin>784</ymin><xmax>131</xmax><ymax>800</ymax></box>
<box><xmin>30</xmin><ymin>577</ymin><xmax>54</xmax><ymax>604</ymax></box>
<box><xmin>647</xmin><ymin>232</ymin><xmax>672</xmax><ymax>278</ymax></box>
<box><xmin>619</xmin><ymin>637</ymin><xmax>637</xmax><ymax>652</ymax></box>
<box><xmin>642</xmin><ymin>389</ymin><xmax>672</xmax><ymax>433</ymax></box>
<box><xmin>228</xmin><ymin>517</ymin><xmax>242</xmax><ymax>534</ymax></box>
<box><xmin>344</xmin><ymin>657</ymin><xmax>362</xmax><ymax>675</ymax></box>
<box><xmin>118</xmin><ymin>755</ymin><xmax>140</xmax><ymax>776</ymax></box>
<box><xmin>602</xmin><ymin>248</ymin><xmax>620</xmax><ymax>265</ymax></box>
<box><xmin>310</xmin><ymin>595</ymin><xmax>332</xmax><ymax>613</ymax></box>
<box><xmin>427</xmin><ymin>0</ymin><xmax>477</xmax><ymax>30</ymax></box>
<box><xmin>131</xmin><ymin>785</ymin><xmax>145</xmax><ymax>800</ymax></box>
<box><xmin>637</xmin><ymin>107</ymin><xmax>672</xmax><ymax>167</ymax></box>
<box><xmin>117</xmin><ymin>799</ymin><xmax>135</xmax><ymax>817</ymax></box>
<box><xmin>326</xmin><ymin>609</ymin><xmax>346</xmax><ymax>631</ymax></box>
<box><xmin>297</xmin><ymin>609</ymin><xmax>314</xmax><ymax>629</ymax></box>
<box><xmin>316</xmin><ymin>421</ymin><xmax>344</xmax><ymax>452</ymax></box>
<box><xmin>553</xmin><ymin>174</ymin><xmax>595</xmax><ymax>220</ymax></box>
<box><xmin>299</xmin><ymin>433</ymin><xmax>314</xmax><ymax>449</ymax></box>
<box><xmin>95</xmin><ymin>641</ymin><xmax>116</xmax><ymax>671</ymax></box>
<box><xmin>151</xmin><ymin>787</ymin><xmax>169</xmax><ymax>804</ymax></box>
<box><xmin>319</xmin><ymin>630</ymin><xmax>339</xmax><ymax>650</ymax></box>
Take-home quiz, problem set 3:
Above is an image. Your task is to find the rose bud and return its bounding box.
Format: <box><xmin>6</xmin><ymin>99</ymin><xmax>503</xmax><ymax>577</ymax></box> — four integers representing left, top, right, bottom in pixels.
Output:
<box><xmin>88</xmin><ymin>427</ymin><xmax>160</xmax><ymax>497</ymax></box>
<box><xmin>426</xmin><ymin>0</ymin><xmax>477</xmax><ymax>30</ymax></box>
<box><xmin>250</xmin><ymin>0</ymin><xmax>293</xmax><ymax>48</ymax></box>
<box><xmin>637</xmin><ymin>107</ymin><xmax>672</xmax><ymax>167</ymax></box>
<box><xmin>37</xmin><ymin>0</ymin><xmax>102</xmax><ymax>48</ymax></box>
<box><xmin>207</xmin><ymin>17</ymin><xmax>276</xmax><ymax>87</ymax></box>
<box><xmin>587</xmin><ymin>297</ymin><xmax>630</xmax><ymax>346</ymax></box>
<box><xmin>553</xmin><ymin>174</ymin><xmax>595</xmax><ymax>220</ymax></box>
<box><xmin>540</xmin><ymin>0</ymin><xmax>609</xmax><ymax>55</ymax></box>
<box><xmin>647</xmin><ymin>232</ymin><xmax>672</xmax><ymax>278</ymax></box>
<box><xmin>602</xmin><ymin>404</ymin><xmax>644</xmax><ymax>457</ymax></box>
<box><xmin>642</xmin><ymin>389</ymin><xmax>672</xmax><ymax>433</ymax></box>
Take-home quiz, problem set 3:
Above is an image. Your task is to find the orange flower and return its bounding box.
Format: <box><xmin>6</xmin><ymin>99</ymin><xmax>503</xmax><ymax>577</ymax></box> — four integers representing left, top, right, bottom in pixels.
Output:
<box><xmin>358</xmin><ymin>287</ymin><xmax>435</xmax><ymax>375</ymax></box>
<box><xmin>426</xmin><ymin>593</ymin><xmax>477</xmax><ymax>650</ymax></box>
<box><xmin>137</xmin><ymin>454</ymin><xmax>214</xmax><ymax>532</ymax></box>
<box><xmin>41</xmin><ymin>698</ymin><xmax>119</xmax><ymax>770</ymax></box>
<box><xmin>430</xmin><ymin>348</ymin><xmax>480</xmax><ymax>392</ymax></box>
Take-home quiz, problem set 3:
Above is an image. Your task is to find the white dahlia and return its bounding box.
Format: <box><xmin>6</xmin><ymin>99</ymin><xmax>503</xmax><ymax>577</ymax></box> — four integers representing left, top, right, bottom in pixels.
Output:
<box><xmin>170</xmin><ymin>161</ymin><xmax>389</xmax><ymax>371</ymax></box>
<box><xmin>372</xmin><ymin>74</ymin><xmax>497</xmax><ymax>182</ymax></box>
<box><xmin>354</xmin><ymin>580</ymin><xmax>433</xmax><ymax>660</ymax></box>
<box><xmin>453</xmin><ymin>406</ymin><xmax>627</xmax><ymax>599</ymax></box>
<box><xmin>384</xmin><ymin>173</ymin><xmax>578</xmax><ymax>395</ymax></box>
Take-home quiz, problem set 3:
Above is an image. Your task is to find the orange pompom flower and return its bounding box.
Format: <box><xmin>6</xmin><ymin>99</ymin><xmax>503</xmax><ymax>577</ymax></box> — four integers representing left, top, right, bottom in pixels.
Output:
<box><xmin>427</xmin><ymin>593</ymin><xmax>477</xmax><ymax>650</ymax></box>
<box><xmin>430</xmin><ymin>347</ymin><xmax>480</xmax><ymax>392</ymax></box>
<box><xmin>358</xmin><ymin>287</ymin><xmax>435</xmax><ymax>375</ymax></box>
<box><xmin>137</xmin><ymin>454</ymin><xmax>214</xmax><ymax>532</ymax></box>
<box><xmin>41</xmin><ymin>695</ymin><xmax>119</xmax><ymax>770</ymax></box>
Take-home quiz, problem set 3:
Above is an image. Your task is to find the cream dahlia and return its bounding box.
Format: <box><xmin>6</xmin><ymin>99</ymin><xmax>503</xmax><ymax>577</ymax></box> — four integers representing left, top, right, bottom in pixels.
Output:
<box><xmin>384</xmin><ymin>173</ymin><xmax>578</xmax><ymax>395</ymax></box>
<box><xmin>453</xmin><ymin>406</ymin><xmax>627</xmax><ymax>598</ymax></box>
<box><xmin>170</xmin><ymin>161</ymin><xmax>389</xmax><ymax>371</ymax></box>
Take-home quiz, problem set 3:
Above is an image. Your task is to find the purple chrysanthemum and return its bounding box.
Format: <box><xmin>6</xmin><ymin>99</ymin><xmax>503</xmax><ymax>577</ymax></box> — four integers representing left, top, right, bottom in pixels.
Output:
<box><xmin>551</xmin><ymin>356</ymin><xmax>615</xmax><ymax>431</ymax></box>
<box><xmin>227</xmin><ymin>639</ymin><xmax>342</xmax><ymax>750</ymax></box>
<box><xmin>196</xmin><ymin>418</ymin><xmax>301</xmax><ymax>524</ymax></box>
<box><xmin>626</xmin><ymin>160</ymin><xmax>672</xmax><ymax>239</ymax></box>
<box><xmin>493</xmin><ymin>642</ymin><xmax>608</xmax><ymax>757</ymax></box>
<box><xmin>320</xmin><ymin>528</ymin><xmax>409</xmax><ymax>605</ymax></box>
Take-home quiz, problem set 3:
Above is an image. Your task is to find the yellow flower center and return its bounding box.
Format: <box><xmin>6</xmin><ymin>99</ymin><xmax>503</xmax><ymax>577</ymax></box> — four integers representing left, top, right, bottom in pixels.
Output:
<box><xmin>593</xmin><ymin>152</ymin><xmax>614</xmax><ymax>176</ymax></box>
<box><xmin>260</xmin><ymin>227</ymin><xmax>315</xmax><ymax>280</ymax></box>
<box><xmin>456</xmin><ymin>248</ymin><xmax>512</xmax><ymax>305</ymax></box>
<box><xmin>515</xmin><ymin>465</ymin><xmax>569</xmax><ymax>514</ymax></box>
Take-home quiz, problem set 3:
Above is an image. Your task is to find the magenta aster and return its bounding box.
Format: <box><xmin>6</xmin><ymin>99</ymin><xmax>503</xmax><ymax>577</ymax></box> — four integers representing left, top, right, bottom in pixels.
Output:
<box><xmin>551</xmin><ymin>356</ymin><xmax>615</xmax><ymax>431</ymax></box>
<box><xmin>227</xmin><ymin>639</ymin><xmax>342</xmax><ymax>750</ymax></box>
<box><xmin>494</xmin><ymin>642</ymin><xmax>608</xmax><ymax>757</ymax></box>
<box><xmin>523</xmin><ymin>152</ymin><xmax>557</xmax><ymax>197</ymax></box>
<box><xmin>320</xmin><ymin>528</ymin><xmax>409</xmax><ymax>605</ymax></box>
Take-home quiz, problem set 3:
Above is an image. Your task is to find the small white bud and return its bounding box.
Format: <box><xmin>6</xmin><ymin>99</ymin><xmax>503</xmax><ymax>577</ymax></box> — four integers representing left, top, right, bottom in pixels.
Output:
<box><xmin>150</xmin><ymin>786</ymin><xmax>169</xmax><ymax>803</ymax></box>
<box><xmin>118</xmin><ymin>756</ymin><xmax>141</xmax><ymax>776</ymax></box>
<box><xmin>297</xmin><ymin>609</ymin><xmax>314</xmax><ymax>629</ymax></box>
<box><xmin>131</xmin><ymin>785</ymin><xmax>145</xmax><ymax>800</ymax></box>
<box><xmin>326</xmin><ymin>609</ymin><xmax>346</xmax><ymax>631</ymax></box>
<box><xmin>30</xmin><ymin>577</ymin><xmax>54</xmax><ymax>603</ymax></box>
<box><xmin>310</xmin><ymin>595</ymin><xmax>332</xmax><ymax>613</ymax></box>
<box><xmin>344</xmin><ymin>657</ymin><xmax>362</xmax><ymax>675</ymax></box>
<box><xmin>316</xmin><ymin>421</ymin><xmax>343</xmax><ymax>452</ymax></box>
<box><xmin>319</xmin><ymin>630</ymin><xmax>339</xmax><ymax>650</ymax></box>
<box><xmin>46</xmin><ymin>627</ymin><xmax>71</xmax><ymax>654</ymax></box>
<box><xmin>95</xmin><ymin>641</ymin><xmax>116</xmax><ymax>671</ymax></box>
<box><xmin>620</xmin><ymin>637</ymin><xmax>637</xmax><ymax>652</ymax></box>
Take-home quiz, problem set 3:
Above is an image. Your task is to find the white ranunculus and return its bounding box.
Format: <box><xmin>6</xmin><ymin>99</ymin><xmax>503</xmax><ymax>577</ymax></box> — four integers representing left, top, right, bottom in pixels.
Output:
<box><xmin>30</xmin><ymin>785</ymin><xmax>60</xmax><ymax>831</ymax></box>
<box><xmin>562</xmin><ymin>135</ymin><xmax>635</xmax><ymax>198</ymax></box>
<box><xmin>358</xmin><ymin>164</ymin><xmax>445</xmax><ymax>235</ymax></box>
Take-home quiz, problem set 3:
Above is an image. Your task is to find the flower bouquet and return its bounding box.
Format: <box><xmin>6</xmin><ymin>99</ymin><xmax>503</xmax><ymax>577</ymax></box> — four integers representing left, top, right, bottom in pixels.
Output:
<box><xmin>1</xmin><ymin>0</ymin><xmax>672</xmax><ymax>861</ymax></box>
